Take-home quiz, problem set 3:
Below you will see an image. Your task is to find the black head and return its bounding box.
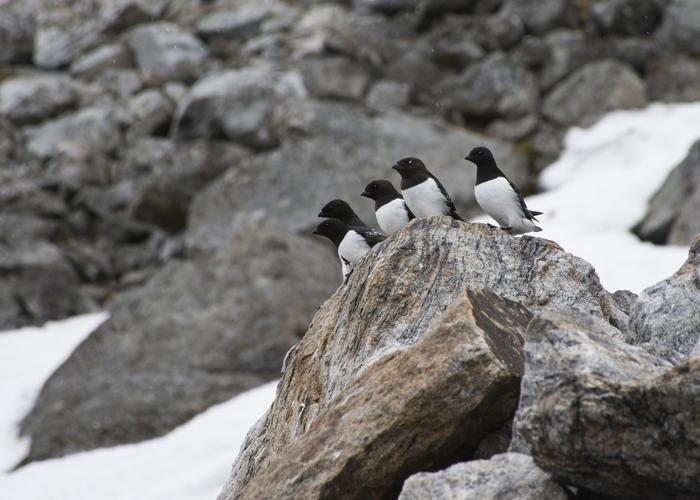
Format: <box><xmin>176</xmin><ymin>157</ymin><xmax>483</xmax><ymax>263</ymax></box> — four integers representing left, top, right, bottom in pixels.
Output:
<box><xmin>312</xmin><ymin>218</ymin><xmax>348</xmax><ymax>246</ymax></box>
<box><xmin>318</xmin><ymin>199</ymin><xmax>354</xmax><ymax>221</ymax></box>
<box><xmin>464</xmin><ymin>147</ymin><xmax>495</xmax><ymax>166</ymax></box>
<box><xmin>392</xmin><ymin>157</ymin><xmax>427</xmax><ymax>178</ymax></box>
<box><xmin>361</xmin><ymin>180</ymin><xmax>399</xmax><ymax>201</ymax></box>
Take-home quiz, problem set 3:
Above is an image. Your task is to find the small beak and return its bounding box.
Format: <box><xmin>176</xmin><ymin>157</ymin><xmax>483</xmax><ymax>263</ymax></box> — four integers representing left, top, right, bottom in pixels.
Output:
<box><xmin>360</xmin><ymin>190</ymin><xmax>370</xmax><ymax>198</ymax></box>
<box><xmin>317</xmin><ymin>211</ymin><xmax>324</xmax><ymax>218</ymax></box>
<box><xmin>312</xmin><ymin>228</ymin><xmax>320</xmax><ymax>235</ymax></box>
<box><xmin>392</xmin><ymin>164</ymin><xmax>401</xmax><ymax>172</ymax></box>
<box><xmin>464</xmin><ymin>155</ymin><xmax>475</xmax><ymax>163</ymax></box>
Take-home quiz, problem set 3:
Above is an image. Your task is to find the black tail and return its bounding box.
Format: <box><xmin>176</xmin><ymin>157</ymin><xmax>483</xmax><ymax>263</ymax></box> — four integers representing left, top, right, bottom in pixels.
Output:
<box><xmin>450</xmin><ymin>212</ymin><xmax>464</xmax><ymax>222</ymax></box>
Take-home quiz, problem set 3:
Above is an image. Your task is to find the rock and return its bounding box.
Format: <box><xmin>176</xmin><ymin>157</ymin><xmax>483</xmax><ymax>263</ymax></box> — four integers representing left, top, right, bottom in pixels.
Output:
<box><xmin>93</xmin><ymin>69</ymin><xmax>143</xmax><ymax>98</ymax></box>
<box><xmin>0</xmin><ymin>75</ymin><xmax>79</xmax><ymax>125</ymax></box>
<box><xmin>647</xmin><ymin>54</ymin><xmax>700</xmax><ymax>103</ymax></box>
<box><xmin>219</xmin><ymin>219</ymin><xmax>625</xmax><ymax>499</ymax></box>
<box><xmin>196</xmin><ymin>8</ymin><xmax>269</xmax><ymax>40</ymax></box>
<box><xmin>512</xmin><ymin>311</ymin><xmax>700</xmax><ymax>499</ymax></box>
<box><xmin>633</xmin><ymin>139</ymin><xmax>700</xmax><ymax>245</ymax></box>
<box><xmin>0</xmin><ymin>214</ymin><xmax>92</xmax><ymax>329</ymax></box>
<box><xmin>102</xmin><ymin>0</ymin><xmax>166</xmax><ymax>31</ymax></box>
<box><xmin>185</xmin><ymin>100</ymin><xmax>529</xmax><ymax>254</ymax></box>
<box><xmin>485</xmin><ymin>114</ymin><xmax>538</xmax><ymax>141</ymax></box>
<box><xmin>24</xmin><ymin>106</ymin><xmax>122</xmax><ymax>159</ymax></box>
<box><xmin>542</xmin><ymin>59</ymin><xmax>647</xmax><ymax>128</ymax></box>
<box><xmin>0</xmin><ymin>4</ymin><xmax>35</xmax><ymax>64</ymax></box>
<box><xmin>128</xmin><ymin>89</ymin><xmax>174</xmax><ymax>136</ymax></box>
<box><xmin>399</xmin><ymin>453</ymin><xmax>567</xmax><ymax>500</ymax></box>
<box><xmin>20</xmin><ymin>225</ymin><xmax>337</xmax><ymax>461</ymax></box>
<box><xmin>126</xmin><ymin>22</ymin><xmax>207</xmax><ymax>83</ymax></box>
<box><xmin>366</xmin><ymin>80</ymin><xmax>410</xmax><ymax>111</ymax></box>
<box><xmin>590</xmin><ymin>0</ymin><xmax>663</xmax><ymax>36</ymax></box>
<box><xmin>628</xmin><ymin>236</ymin><xmax>700</xmax><ymax>362</ymax></box>
<box><xmin>226</xmin><ymin>288</ymin><xmax>530</xmax><ymax>500</ymax></box>
<box><xmin>429</xmin><ymin>52</ymin><xmax>538</xmax><ymax>120</ymax></box>
<box><xmin>539</xmin><ymin>30</ymin><xmax>601</xmax><ymax>90</ymax></box>
<box><xmin>657</xmin><ymin>0</ymin><xmax>700</xmax><ymax>58</ymax></box>
<box><xmin>502</xmin><ymin>0</ymin><xmax>573</xmax><ymax>35</ymax></box>
<box><xmin>69</xmin><ymin>43</ymin><xmax>133</xmax><ymax>79</ymax></box>
<box><xmin>172</xmin><ymin>66</ymin><xmax>305</xmax><ymax>150</ymax></box>
<box><xmin>301</xmin><ymin>56</ymin><xmax>371</xmax><ymax>101</ymax></box>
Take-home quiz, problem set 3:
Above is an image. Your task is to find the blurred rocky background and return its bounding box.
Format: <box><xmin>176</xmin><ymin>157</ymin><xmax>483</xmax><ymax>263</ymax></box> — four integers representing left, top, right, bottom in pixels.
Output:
<box><xmin>2</xmin><ymin>0</ymin><xmax>700</xmax><ymax>464</ymax></box>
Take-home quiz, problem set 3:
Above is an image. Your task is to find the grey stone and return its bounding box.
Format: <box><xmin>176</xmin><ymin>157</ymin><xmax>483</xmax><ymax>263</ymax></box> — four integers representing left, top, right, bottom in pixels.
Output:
<box><xmin>301</xmin><ymin>56</ymin><xmax>371</xmax><ymax>101</ymax></box>
<box><xmin>430</xmin><ymin>52</ymin><xmax>538</xmax><ymax>120</ymax></box>
<box><xmin>24</xmin><ymin>106</ymin><xmax>122</xmax><ymax>159</ymax></box>
<box><xmin>20</xmin><ymin>225</ymin><xmax>337</xmax><ymax>461</ymax></box>
<box><xmin>0</xmin><ymin>75</ymin><xmax>79</xmax><ymax>125</ymax></box>
<box><xmin>629</xmin><ymin>236</ymin><xmax>700</xmax><ymax>362</ymax></box>
<box><xmin>102</xmin><ymin>0</ymin><xmax>166</xmax><ymax>31</ymax></box>
<box><xmin>543</xmin><ymin>60</ymin><xmax>647</xmax><ymax>128</ymax></box>
<box><xmin>512</xmin><ymin>310</ymin><xmax>700</xmax><ymax>499</ymax></box>
<box><xmin>634</xmin><ymin>139</ymin><xmax>700</xmax><ymax>245</ymax></box>
<box><xmin>366</xmin><ymin>80</ymin><xmax>411</xmax><ymax>111</ymax></box>
<box><xmin>93</xmin><ymin>69</ymin><xmax>143</xmax><ymax>98</ymax></box>
<box><xmin>128</xmin><ymin>89</ymin><xmax>174</xmax><ymax>136</ymax></box>
<box><xmin>219</xmin><ymin>219</ymin><xmax>624</xmax><ymax>499</ymax></box>
<box><xmin>539</xmin><ymin>30</ymin><xmax>600</xmax><ymax>90</ymax></box>
<box><xmin>399</xmin><ymin>453</ymin><xmax>567</xmax><ymax>500</ymax></box>
<box><xmin>173</xmin><ymin>65</ymin><xmax>305</xmax><ymax>149</ymax></box>
<box><xmin>69</xmin><ymin>44</ymin><xmax>133</xmax><ymax>79</ymax></box>
<box><xmin>486</xmin><ymin>114</ymin><xmax>538</xmax><ymax>141</ymax></box>
<box><xmin>657</xmin><ymin>0</ymin><xmax>700</xmax><ymax>57</ymax></box>
<box><xmin>591</xmin><ymin>0</ymin><xmax>663</xmax><ymax>36</ymax></box>
<box><xmin>647</xmin><ymin>54</ymin><xmax>700</xmax><ymax>103</ymax></box>
<box><xmin>502</xmin><ymin>0</ymin><xmax>573</xmax><ymax>35</ymax></box>
<box><xmin>196</xmin><ymin>9</ymin><xmax>269</xmax><ymax>40</ymax></box>
<box><xmin>185</xmin><ymin>99</ymin><xmax>530</xmax><ymax>254</ymax></box>
<box><xmin>0</xmin><ymin>4</ymin><xmax>35</xmax><ymax>64</ymax></box>
<box><xmin>126</xmin><ymin>22</ymin><xmax>207</xmax><ymax>83</ymax></box>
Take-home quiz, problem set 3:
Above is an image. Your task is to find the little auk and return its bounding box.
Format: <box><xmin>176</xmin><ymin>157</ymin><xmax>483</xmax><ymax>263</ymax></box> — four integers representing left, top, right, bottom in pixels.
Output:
<box><xmin>361</xmin><ymin>179</ymin><xmax>415</xmax><ymax>235</ymax></box>
<box><xmin>465</xmin><ymin>146</ymin><xmax>542</xmax><ymax>234</ymax></box>
<box><xmin>392</xmin><ymin>157</ymin><xmax>463</xmax><ymax>220</ymax></box>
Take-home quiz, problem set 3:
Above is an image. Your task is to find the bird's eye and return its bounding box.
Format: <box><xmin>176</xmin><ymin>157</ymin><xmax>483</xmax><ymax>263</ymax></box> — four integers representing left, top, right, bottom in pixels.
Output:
<box><xmin>408</xmin><ymin>160</ymin><xmax>413</xmax><ymax>165</ymax></box>
<box><xmin>477</xmin><ymin>150</ymin><xmax>483</xmax><ymax>155</ymax></box>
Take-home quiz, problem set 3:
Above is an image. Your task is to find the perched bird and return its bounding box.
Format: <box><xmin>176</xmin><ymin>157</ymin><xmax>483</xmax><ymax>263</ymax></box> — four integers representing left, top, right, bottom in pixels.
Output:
<box><xmin>312</xmin><ymin>218</ymin><xmax>385</xmax><ymax>283</ymax></box>
<box><xmin>318</xmin><ymin>199</ymin><xmax>370</xmax><ymax>228</ymax></box>
<box><xmin>392</xmin><ymin>157</ymin><xmax>463</xmax><ymax>220</ymax></box>
<box><xmin>465</xmin><ymin>146</ymin><xmax>542</xmax><ymax>234</ymax></box>
<box><xmin>361</xmin><ymin>179</ymin><xmax>415</xmax><ymax>235</ymax></box>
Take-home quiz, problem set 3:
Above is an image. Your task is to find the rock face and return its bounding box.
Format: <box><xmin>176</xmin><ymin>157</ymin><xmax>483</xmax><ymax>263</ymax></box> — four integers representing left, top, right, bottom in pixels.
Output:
<box><xmin>19</xmin><ymin>226</ymin><xmax>337</xmax><ymax>461</ymax></box>
<box><xmin>218</xmin><ymin>219</ymin><xmax>626</xmax><ymax>499</ymax></box>
<box><xmin>0</xmin><ymin>75</ymin><xmax>79</xmax><ymax>125</ymax></box>
<box><xmin>628</xmin><ymin>236</ymin><xmax>700</xmax><ymax>362</ymax></box>
<box><xmin>399</xmin><ymin>453</ymin><xmax>567</xmax><ymax>500</ymax></box>
<box><xmin>512</xmin><ymin>311</ymin><xmax>700</xmax><ymax>499</ymax></box>
<box><xmin>634</xmin><ymin>139</ymin><xmax>700</xmax><ymax>245</ymax></box>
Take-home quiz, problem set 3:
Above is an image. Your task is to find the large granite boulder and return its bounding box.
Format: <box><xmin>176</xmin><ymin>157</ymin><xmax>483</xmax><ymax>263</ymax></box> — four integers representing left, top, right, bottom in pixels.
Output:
<box><xmin>19</xmin><ymin>225</ymin><xmax>337</xmax><ymax>462</ymax></box>
<box><xmin>628</xmin><ymin>236</ymin><xmax>700</xmax><ymax>362</ymax></box>
<box><xmin>512</xmin><ymin>311</ymin><xmax>700</xmax><ymax>499</ymax></box>
<box><xmin>218</xmin><ymin>219</ymin><xmax>627</xmax><ymax>499</ymax></box>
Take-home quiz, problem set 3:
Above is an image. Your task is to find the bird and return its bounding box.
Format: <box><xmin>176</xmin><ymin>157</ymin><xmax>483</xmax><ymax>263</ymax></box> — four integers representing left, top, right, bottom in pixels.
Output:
<box><xmin>318</xmin><ymin>199</ymin><xmax>370</xmax><ymax>228</ymax></box>
<box><xmin>361</xmin><ymin>179</ymin><xmax>415</xmax><ymax>235</ymax></box>
<box><xmin>312</xmin><ymin>218</ymin><xmax>385</xmax><ymax>283</ymax></box>
<box><xmin>465</xmin><ymin>146</ymin><xmax>542</xmax><ymax>234</ymax></box>
<box><xmin>392</xmin><ymin>157</ymin><xmax>463</xmax><ymax>221</ymax></box>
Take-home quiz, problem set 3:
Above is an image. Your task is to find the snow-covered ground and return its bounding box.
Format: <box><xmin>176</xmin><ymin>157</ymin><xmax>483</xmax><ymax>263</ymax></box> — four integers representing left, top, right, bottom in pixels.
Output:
<box><xmin>1</xmin><ymin>102</ymin><xmax>699</xmax><ymax>500</ymax></box>
<box><xmin>0</xmin><ymin>314</ymin><xmax>277</xmax><ymax>500</ymax></box>
<box><xmin>475</xmin><ymin>101</ymin><xmax>700</xmax><ymax>293</ymax></box>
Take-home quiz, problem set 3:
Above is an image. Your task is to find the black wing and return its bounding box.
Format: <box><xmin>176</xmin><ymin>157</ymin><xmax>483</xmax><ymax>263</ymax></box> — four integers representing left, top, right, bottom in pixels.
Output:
<box><xmin>356</xmin><ymin>226</ymin><xmax>387</xmax><ymax>247</ymax></box>
<box><xmin>429</xmin><ymin>173</ymin><xmax>463</xmax><ymax>221</ymax></box>
<box><xmin>403</xmin><ymin>200</ymin><xmax>416</xmax><ymax>220</ymax></box>
<box><xmin>507</xmin><ymin>179</ymin><xmax>542</xmax><ymax>222</ymax></box>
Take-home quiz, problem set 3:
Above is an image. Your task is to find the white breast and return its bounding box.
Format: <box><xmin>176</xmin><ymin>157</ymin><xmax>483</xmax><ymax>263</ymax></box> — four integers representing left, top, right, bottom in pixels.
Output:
<box><xmin>474</xmin><ymin>177</ymin><xmax>523</xmax><ymax>228</ymax></box>
<box><xmin>401</xmin><ymin>178</ymin><xmax>448</xmax><ymax>218</ymax></box>
<box><xmin>376</xmin><ymin>198</ymin><xmax>411</xmax><ymax>235</ymax></box>
<box><xmin>338</xmin><ymin>230</ymin><xmax>371</xmax><ymax>266</ymax></box>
